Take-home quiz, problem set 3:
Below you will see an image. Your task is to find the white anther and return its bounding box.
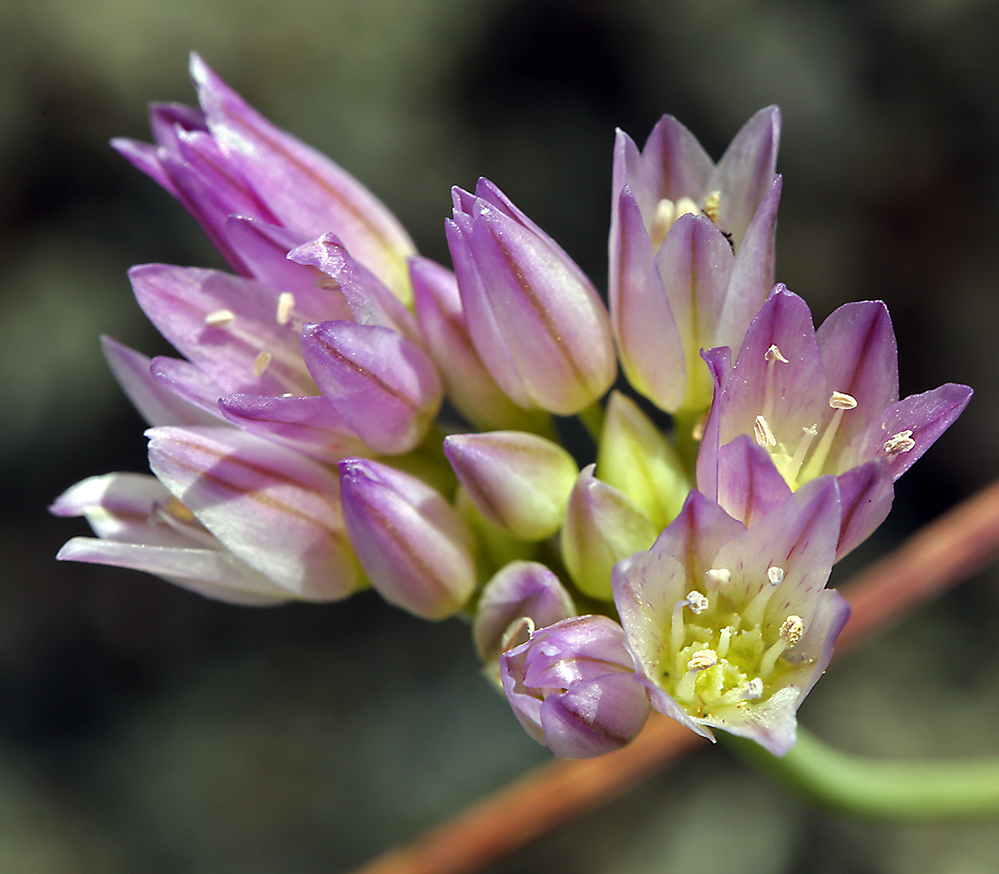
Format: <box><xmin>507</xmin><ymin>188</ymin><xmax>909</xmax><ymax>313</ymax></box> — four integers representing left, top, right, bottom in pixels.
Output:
<box><xmin>276</xmin><ymin>292</ymin><xmax>295</xmax><ymax>325</ymax></box>
<box><xmin>754</xmin><ymin>414</ymin><xmax>777</xmax><ymax>447</ymax></box>
<box><xmin>204</xmin><ymin>308</ymin><xmax>236</xmax><ymax>327</ymax></box>
<box><xmin>252</xmin><ymin>350</ymin><xmax>273</xmax><ymax>377</ymax></box>
<box><xmin>767</xmin><ymin>566</ymin><xmax>785</xmax><ymax>586</ymax></box>
<box><xmin>744</xmin><ymin>678</ymin><xmax>764</xmax><ymax>700</ymax></box>
<box><xmin>687</xmin><ymin>649</ymin><xmax>718</xmax><ymax>672</ymax></box>
<box><xmin>686</xmin><ymin>591</ymin><xmax>709</xmax><ymax>614</ymax></box>
<box><xmin>674</xmin><ymin>196</ymin><xmax>699</xmax><ymax>220</ymax></box>
<box><xmin>702</xmin><ymin>190</ymin><xmax>721</xmax><ymax>224</ymax></box>
<box><xmin>765</xmin><ymin>344</ymin><xmax>789</xmax><ymax>364</ymax></box>
<box><xmin>884</xmin><ymin>430</ymin><xmax>916</xmax><ymax>454</ymax></box>
<box><xmin>650</xmin><ymin>199</ymin><xmax>677</xmax><ymax>249</ymax></box>
<box><xmin>779</xmin><ymin>614</ymin><xmax>804</xmax><ymax>647</ymax></box>
<box><xmin>704</xmin><ymin>568</ymin><xmax>731</xmax><ymax>588</ymax></box>
<box><xmin>829</xmin><ymin>390</ymin><xmax>858</xmax><ymax>410</ymax></box>
<box><xmin>281</xmin><ymin>392</ymin><xmax>294</xmax><ymax>398</ymax></box>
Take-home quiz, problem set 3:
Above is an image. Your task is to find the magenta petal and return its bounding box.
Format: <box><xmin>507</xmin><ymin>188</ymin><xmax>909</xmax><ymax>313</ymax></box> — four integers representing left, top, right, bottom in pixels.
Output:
<box><xmin>57</xmin><ymin>538</ymin><xmax>292</xmax><ymax>605</ymax></box>
<box><xmin>149</xmin><ymin>356</ymin><xmax>227</xmax><ymax>420</ymax></box>
<box><xmin>541</xmin><ymin>672</ymin><xmax>652</xmax><ymax>759</ymax></box>
<box><xmin>102</xmin><ymin>336</ymin><xmax>219</xmax><ymax>428</ymax></box>
<box><xmin>720</xmin><ymin>286</ymin><xmax>827</xmax><ymax>445</ymax></box>
<box><xmin>449</xmin><ymin>182</ymin><xmax>616</xmax><ymax>415</ymax></box>
<box><xmin>707</xmin><ymin>105</ymin><xmax>781</xmax><ymax>249</ymax></box>
<box><xmin>715</xmin><ymin>435</ymin><xmax>793</xmax><ymax>527</ymax></box>
<box><xmin>110</xmin><ymin>137</ymin><xmax>178</xmax><ymax>197</ymax></box>
<box><xmin>715</xmin><ymin>476</ymin><xmax>840</xmax><ymax>624</ymax></box>
<box><xmin>852</xmin><ymin>382</ymin><xmax>973</xmax><ymax>480</ymax></box>
<box><xmin>130</xmin><ymin>264</ymin><xmax>315</xmax><ymax>397</ymax></box>
<box><xmin>500</xmin><ymin>615</ymin><xmax>651</xmax><ymax>758</ymax></box>
<box><xmin>695</xmin><ymin>345</ymin><xmax>734</xmax><ymax>502</ymax></box>
<box><xmin>410</xmin><ymin>255</ymin><xmax>538</xmax><ymax>431</ymax></box>
<box><xmin>218</xmin><ymin>394</ymin><xmax>368</xmax><ymax>463</ymax></box>
<box><xmin>625</xmin><ymin>115</ymin><xmax>714</xmax><ymax>218</ymax></box>
<box><xmin>301</xmin><ymin>321</ymin><xmax>442</xmax><ymax>455</ymax></box>
<box><xmin>835</xmin><ymin>460</ymin><xmax>894</xmax><ymax>559</ymax></box>
<box><xmin>817</xmin><ymin>300</ymin><xmax>899</xmax><ymax>453</ymax></box>
<box><xmin>222</xmin><ymin>218</ymin><xmax>354</xmax><ymax>323</ymax></box>
<box><xmin>650</xmin><ymin>489</ymin><xmax>747</xmax><ymax>586</ymax></box>
<box><xmin>716</xmin><ymin>175</ymin><xmax>782</xmax><ymax>351</ymax></box>
<box><xmin>473</xmin><ymin>561</ymin><xmax>576</xmax><ymax>662</ymax></box>
<box><xmin>339</xmin><ymin>458</ymin><xmax>476</xmax><ymax>620</ymax></box>
<box><xmin>147</xmin><ymin>425</ymin><xmax>359</xmax><ymax>600</ymax></box>
<box><xmin>288</xmin><ymin>234</ymin><xmax>421</xmax><ymax>343</ymax></box>
<box><xmin>610</xmin><ymin>188</ymin><xmax>686</xmax><ymax>411</ymax></box>
<box><xmin>189</xmin><ymin>54</ymin><xmax>416</xmax><ymax>300</ymax></box>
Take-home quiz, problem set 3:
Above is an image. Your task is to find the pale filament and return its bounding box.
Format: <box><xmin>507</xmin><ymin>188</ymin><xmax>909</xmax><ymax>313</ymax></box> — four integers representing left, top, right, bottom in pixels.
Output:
<box><xmin>797</xmin><ymin>390</ymin><xmax>858</xmax><ymax>482</ymax></box>
<box><xmin>649</xmin><ymin>195</ymin><xmax>700</xmax><ymax>250</ymax></box>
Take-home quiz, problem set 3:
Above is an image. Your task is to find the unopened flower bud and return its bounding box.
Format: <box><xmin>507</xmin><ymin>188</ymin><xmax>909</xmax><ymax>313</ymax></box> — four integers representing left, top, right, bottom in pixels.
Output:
<box><xmin>339</xmin><ymin>458</ymin><xmax>476</xmax><ymax>620</ymax></box>
<box><xmin>500</xmin><ymin>615</ymin><xmax>651</xmax><ymax>758</ymax></box>
<box><xmin>444</xmin><ymin>431</ymin><xmax>577</xmax><ymax>541</ymax></box>
<box><xmin>446</xmin><ymin>178</ymin><xmax>616</xmax><ymax>415</ymax></box>
<box><xmin>561</xmin><ymin>464</ymin><xmax>659</xmax><ymax>600</ymax></box>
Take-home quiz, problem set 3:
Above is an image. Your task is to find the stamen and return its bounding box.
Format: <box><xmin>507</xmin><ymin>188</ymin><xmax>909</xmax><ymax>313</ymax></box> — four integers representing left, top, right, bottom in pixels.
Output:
<box><xmin>759</xmin><ymin>637</ymin><xmax>788</xmax><ymax>678</ymax></box>
<box><xmin>717</xmin><ymin>625</ymin><xmax>734</xmax><ymax>658</ymax></box>
<box><xmin>765</xmin><ymin>344</ymin><xmax>788</xmax><ymax>363</ymax></box>
<box><xmin>649</xmin><ymin>199</ymin><xmax>676</xmax><ymax>250</ymax></box>
<box><xmin>276</xmin><ymin>292</ymin><xmax>295</xmax><ymax>326</ymax></box>
<box><xmin>829</xmin><ymin>390</ymin><xmax>858</xmax><ymax>410</ymax></box>
<box><xmin>785</xmin><ymin>424</ymin><xmax>818</xmax><ymax>488</ymax></box>
<box><xmin>798</xmin><ymin>390</ymin><xmax>858</xmax><ymax>482</ymax></box>
<box><xmin>704</xmin><ymin>567</ymin><xmax>731</xmax><ymax>589</ymax></box>
<box><xmin>164</xmin><ymin>497</ymin><xmax>196</xmax><ymax>523</ymax></box>
<box><xmin>687</xmin><ymin>649</ymin><xmax>718</xmax><ymax>671</ymax></box>
<box><xmin>204</xmin><ymin>308</ymin><xmax>236</xmax><ymax>327</ymax></box>
<box><xmin>252</xmin><ymin>350</ymin><xmax>273</xmax><ymax>377</ymax></box>
<box><xmin>754</xmin><ymin>414</ymin><xmax>776</xmax><ymax>447</ymax></box>
<box><xmin>884</xmin><ymin>430</ymin><xmax>916</xmax><ymax>454</ymax></box>
<box><xmin>674</xmin><ymin>196</ymin><xmax>699</xmax><ymax>221</ymax></box>
<box><xmin>744</xmin><ymin>678</ymin><xmax>764</xmax><ymax>700</ymax></box>
<box><xmin>742</xmin><ymin>567</ymin><xmax>785</xmax><ymax>628</ymax></box>
<box><xmin>686</xmin><ymin>591</ymin><xmax>709</xmax><ymax>614</ymax></box>
<box><xmin>779</xmin><ymin>614</ymin><xmax>805</xmax><ymax>647</ymax></box>
<box><xmin>702</xmin><ymin>190</ymin><xmax>721</xmax><ymax>224</ymax></box>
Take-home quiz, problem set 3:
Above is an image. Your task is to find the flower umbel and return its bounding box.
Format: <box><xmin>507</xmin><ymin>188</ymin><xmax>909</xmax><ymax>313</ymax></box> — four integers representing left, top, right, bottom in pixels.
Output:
<box><xmin>53</xmin><ymin>57</ymin><xmax>973</xmax><ymax>762</ymax></box>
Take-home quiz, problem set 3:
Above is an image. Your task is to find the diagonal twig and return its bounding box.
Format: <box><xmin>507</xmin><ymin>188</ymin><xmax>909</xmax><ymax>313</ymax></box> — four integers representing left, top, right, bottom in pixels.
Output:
<box><xmin>353</xmin><ymin>478</ymin><xmax>999</xmax><ymax>874</ymax></box>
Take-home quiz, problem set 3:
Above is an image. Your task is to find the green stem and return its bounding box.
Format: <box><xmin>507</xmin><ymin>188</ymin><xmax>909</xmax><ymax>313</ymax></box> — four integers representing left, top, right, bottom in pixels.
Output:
<box><xmin>725</xmin><ymin>726</ymin><xmax>999</xmax><ymax>820</ymax></box>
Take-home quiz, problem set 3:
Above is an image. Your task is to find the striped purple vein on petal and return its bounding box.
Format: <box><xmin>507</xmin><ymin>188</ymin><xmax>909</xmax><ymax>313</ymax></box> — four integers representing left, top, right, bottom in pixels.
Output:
<box><xmin>164</xmin><ymin>435</ymin><xmax>340</xmax><ymax>534</ymax></box>
<box><xmin>308</xmin><ymin>333</ymin><xmax>420</xmax><ymax>413</ymax></box>
<box><xmin>494</xmin><ymin>238</ymin><xmax>591</xmax><ymax>388</ymax></box>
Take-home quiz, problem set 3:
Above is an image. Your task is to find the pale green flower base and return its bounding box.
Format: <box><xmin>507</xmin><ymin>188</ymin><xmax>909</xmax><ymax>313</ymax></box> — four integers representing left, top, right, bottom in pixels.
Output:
<box><xmin>727</xmin><ymin>726</ymin><xmax>999</xmax><ymax>820</ymax></box>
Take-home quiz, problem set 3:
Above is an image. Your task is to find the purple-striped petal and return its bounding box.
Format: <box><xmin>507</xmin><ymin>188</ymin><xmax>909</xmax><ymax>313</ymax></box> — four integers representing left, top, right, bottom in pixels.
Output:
<box><xmin>189</xmin><ymin>54</ymin><xmax>416</xmax><ymax>302</ymax></box>
<box><xmin>130</xmin><ymin>264</ymin><xmax>315</xmax><ymax>397</ymax></box>
<box><xmin>339</xmin><ymin>458</ymin><xmax>476</xmax><ymax>620</ymax></box>
<box><xmin>102</xmin><ymin>336</ymin><xmax>219</xmax><ymax>428</ymax></box>
<box><xmin>609</xmin><ymin>188</ymin><xmax>686</xmax><ymax>412</ymax></box>
<box><xmin>707</xmin><ymin>105</ymin><xmax>781</xmax><ymax>249</ymax></box>
<box><xmin>218</xmin><ymin>394</ymin><xmax>369</xmax><ymax>463</ymax></box>
<box><xmin>473</xmin><ymin>561</ymin><xmax>577</xmax><ymax>663</ymax></box>
<box><xmin>147</xmin><ymin>425</ymin><xmax>359</xmax><ymax>600</ymax></box>
<box><xmin>301</xmin><ymin>321</ymin><xmax>442</xmax><ymax>455</ymax></box>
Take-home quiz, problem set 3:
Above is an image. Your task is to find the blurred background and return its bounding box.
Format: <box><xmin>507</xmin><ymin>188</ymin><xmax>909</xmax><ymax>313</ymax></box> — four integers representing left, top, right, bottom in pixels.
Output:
<box><xmin>3</xmin><ymin>0</ymin><xmax>999</xmax><ymax>871</ymax></box>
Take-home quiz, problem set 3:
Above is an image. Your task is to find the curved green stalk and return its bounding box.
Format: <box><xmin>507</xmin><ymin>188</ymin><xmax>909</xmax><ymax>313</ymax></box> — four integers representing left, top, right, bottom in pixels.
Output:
<box><xmin>726</xmin><ymin>726</ymin><xmax>999</xmax><ymax>820</ymax></box>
